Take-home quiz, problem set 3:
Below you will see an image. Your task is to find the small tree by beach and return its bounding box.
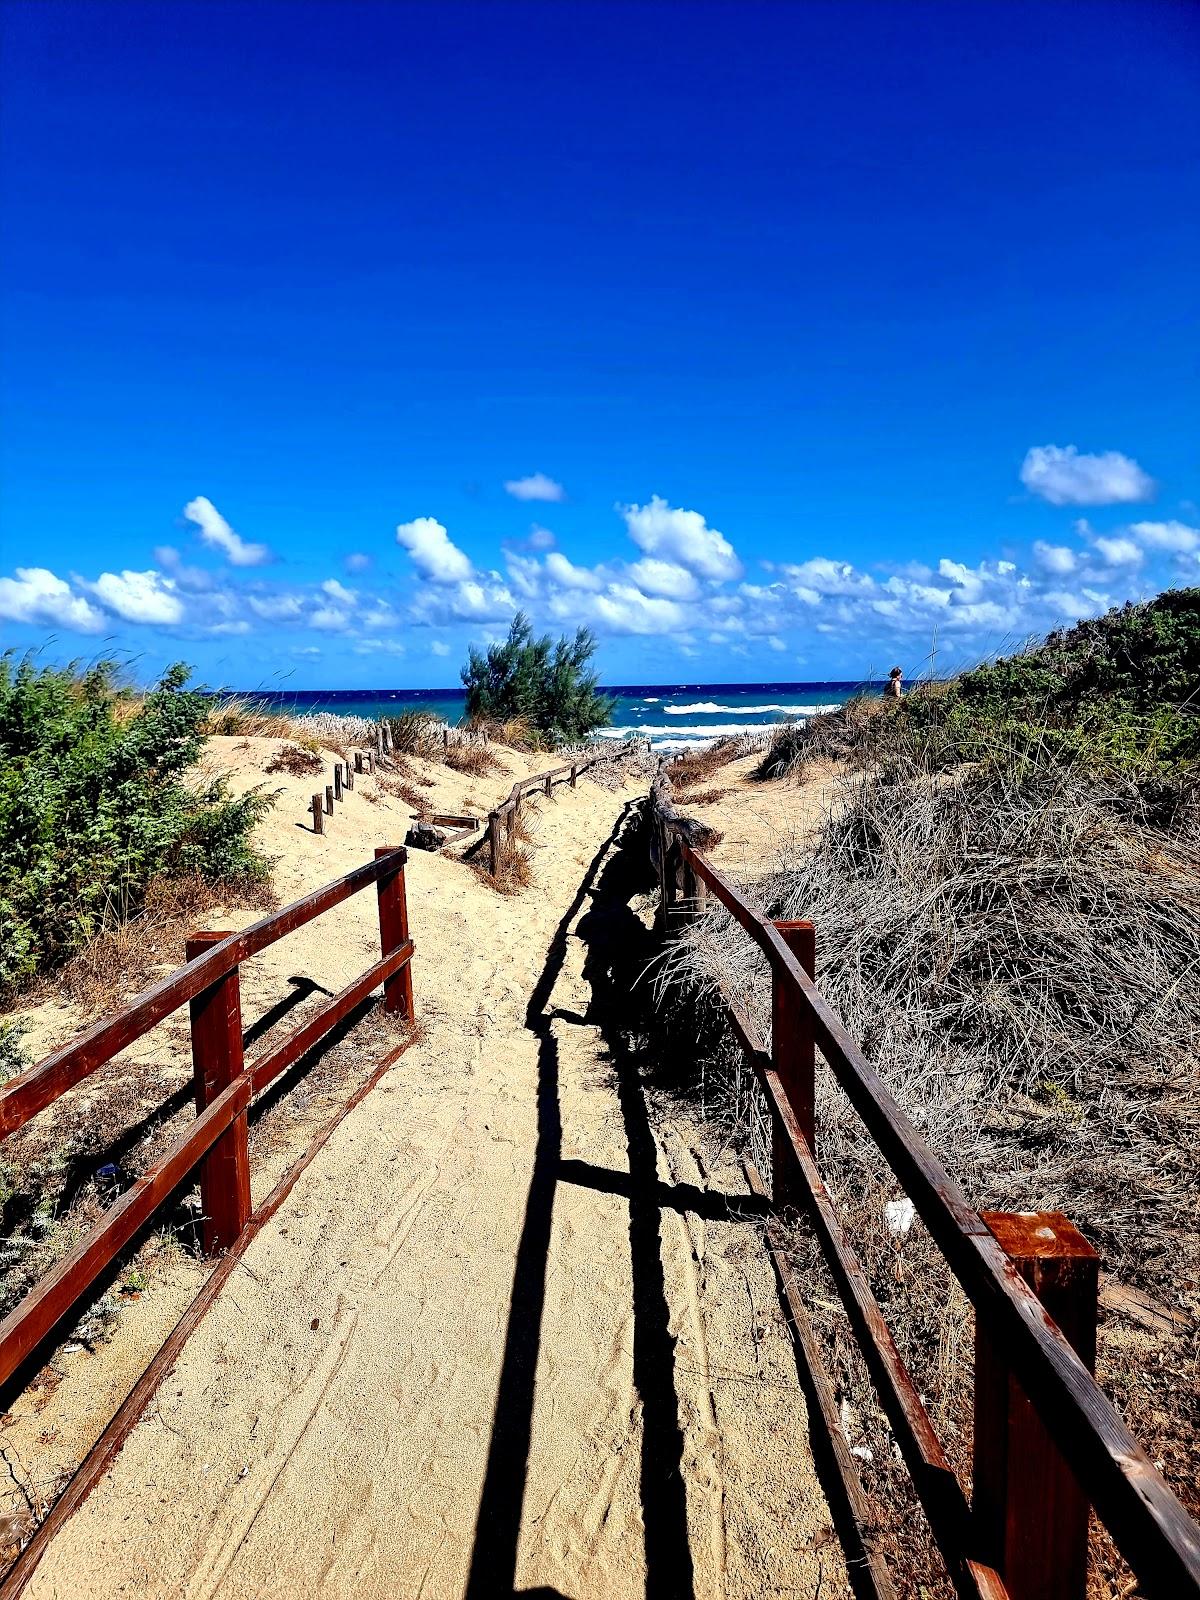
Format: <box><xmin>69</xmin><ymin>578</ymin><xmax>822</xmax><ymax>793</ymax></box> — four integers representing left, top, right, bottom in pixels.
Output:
<box><xmin>461</xmin><ymin>612</ymin><xmax>613</xmax><ymax>742</ymax></box>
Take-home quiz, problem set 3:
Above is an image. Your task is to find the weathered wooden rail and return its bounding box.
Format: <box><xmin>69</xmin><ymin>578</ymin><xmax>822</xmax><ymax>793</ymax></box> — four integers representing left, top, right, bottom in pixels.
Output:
<box><xmin>484</xmin><ymin>752</ymin><xmax>607</xmax><ymax>876</ymax></box>
<box><xmin>0</xmin><ymin>846</ymin><xmax>415</xmax><ymax>1394</ymax></box>
<box><xmin>649</xmin><ymin>769</ymin><xmax>1200</xmax><ymax>1600</ymax></box>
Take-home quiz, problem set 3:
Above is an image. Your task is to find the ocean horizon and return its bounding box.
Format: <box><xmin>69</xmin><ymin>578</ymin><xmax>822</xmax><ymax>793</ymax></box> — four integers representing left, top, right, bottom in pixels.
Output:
<box><xmin>235</xmin><ymin>680</ymin><xmax>874</xmax><ymax>752</ymax></box>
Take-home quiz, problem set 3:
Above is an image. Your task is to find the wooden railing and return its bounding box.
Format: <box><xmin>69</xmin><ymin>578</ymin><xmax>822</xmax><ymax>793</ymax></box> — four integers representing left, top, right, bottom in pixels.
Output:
<box><xmin>484</xmin><ymin>753</ymin><xmax>607</xmax><ymax>876</ymax></box>
<box><xmin>650</xmin><ymin>773</ymin><xmax>1200</xmax><ymax>1600</ymax></box>
<box><xmin>0</xmin><ymin>846</ymin><xmax>415</xmax><ymax>1393</ymax></box>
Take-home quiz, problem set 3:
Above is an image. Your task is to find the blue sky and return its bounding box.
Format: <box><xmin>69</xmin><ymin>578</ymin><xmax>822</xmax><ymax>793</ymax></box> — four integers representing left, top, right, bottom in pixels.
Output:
<box><xmin>1</xmin><ymin>0</ymin><xmax>1197</xmax><ymax>689</ymax></box>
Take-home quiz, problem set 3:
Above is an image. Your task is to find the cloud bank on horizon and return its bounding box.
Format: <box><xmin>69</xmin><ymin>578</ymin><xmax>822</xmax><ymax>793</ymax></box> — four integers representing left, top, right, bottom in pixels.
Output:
<box><xmin>2</xmin><ymin>445</ymin><xmax>1196</xmax><ymax>677</ymax></box>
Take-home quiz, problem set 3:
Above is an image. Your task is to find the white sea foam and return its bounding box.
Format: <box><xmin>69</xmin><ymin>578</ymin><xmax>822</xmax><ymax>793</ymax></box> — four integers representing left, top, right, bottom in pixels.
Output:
<box><xmin>643</xmin><ymin>697</ymin><xmax>660</xmax><ymax>703</ymax></box>
<box><xmin>665</xmin><ymin>701</ymin><xmax>823</xmax><ymax>716</ymax></box>
<box><xmin>599</xmin><ymin>720</ymin><xmax>801</xmax><ymax>741</ymax></box>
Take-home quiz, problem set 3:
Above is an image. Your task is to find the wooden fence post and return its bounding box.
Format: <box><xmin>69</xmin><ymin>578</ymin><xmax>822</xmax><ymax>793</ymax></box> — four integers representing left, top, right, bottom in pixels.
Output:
<box><xmin>325</xmin><ymin>784</ymin><xmax>334</xmax><ymax>815</ymax></box>
<box><xmin>770</xmin><ymin>920</ymin><xmax>816</xmax><ymax>1207</ymax></box>
<box><xmin>570</xmin><ymin>764</ymin><xmax>577</xmax><ymax>789</ymax></box>
<box><xmin>488</xmin><ymin>812</ymin><xmax>501</xmax><ymax>877</ymax></box>
<box><xmin>544</xmin><ymin>772</ymin><xmax>552</xmax><ymax>797</ymax></box>
<box><xmin>311</xmin><ymin>794</ymin><xmax>324</xmax><ymax>833</ymax></box>
<box><xmin>185</xmin><ymin>933</ymin><xmax>251</xmax><ymax>1255</ymax></box>
<box><xmin>344</xmin><ymin>760</ymin><xmax>353</xmax><ymax>791</ymax></box>
<box><xmin>333</xmin><ymin>765</ymin><xmax>343</xmax><ymax>802</ymax></box>
<box><xmin>974</xmin><ymin>1210</ymin><xmax>1099</xmax><ymax>1600</ymax></box>
<box><xmin>375</xmin><ymin>847</ymin><xmax>414</xmax><ymax>1020</ymax></box>
<box><xmin>366</xmin><ymin>751</ymin><xmax>374</xmax><ymax>775</ymax></box>
<box><xmin>355</xmin><ymin>751</ymin><xmax>364</xmax><ymax>774</ymax></box>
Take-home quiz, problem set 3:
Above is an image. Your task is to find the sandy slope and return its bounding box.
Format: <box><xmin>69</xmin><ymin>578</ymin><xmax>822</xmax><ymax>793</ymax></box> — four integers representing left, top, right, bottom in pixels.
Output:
<box><xmin>17</xmin><ymin>737</ymin><xmax>843</xmax><ymax>1599</ymax></box>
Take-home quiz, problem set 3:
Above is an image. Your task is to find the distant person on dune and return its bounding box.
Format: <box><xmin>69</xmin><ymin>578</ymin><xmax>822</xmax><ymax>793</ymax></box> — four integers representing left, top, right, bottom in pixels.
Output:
<box><xmin>884</xmin><ymin>666</ymin><xmax>903</xmax><ymax>700</ymax></box>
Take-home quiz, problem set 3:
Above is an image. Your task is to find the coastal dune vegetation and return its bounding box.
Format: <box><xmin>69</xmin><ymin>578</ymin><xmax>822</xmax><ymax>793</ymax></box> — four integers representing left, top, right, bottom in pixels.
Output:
<box><xmin>656</xmin><ymin>588</ymin><xmax>1200</xmax><ymax>1594</ymax></box>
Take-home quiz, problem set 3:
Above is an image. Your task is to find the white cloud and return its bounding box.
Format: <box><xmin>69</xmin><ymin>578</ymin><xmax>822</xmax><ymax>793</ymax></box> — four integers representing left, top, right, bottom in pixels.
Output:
<box><xmin>353</xmin><ymin>637</ymin><xmax>407</xmax><ymax>656</ymax></box>
<box><xmin>183</xmin><ymin>496</ymin><xmax>272</xmax><ymax>565</ymax></box>
<box><xmin>344</xmin><ymin>551</ymin><xmax>372</xmax><ymax>573</ymax></box>
<box><xmin>527</xmin><ymin>525</ymin><xmax>557</xmax><ymax>550</ymax></box>
<box><xmin>505</xmin><ymin>473</ymin><xmax>566</xmax><ymax>503</ymax></box>
<box><xmin>0</xmin><ymin>567</ymin><xmax>105</xmax><ymax>632</ymax></box>
<box><xmin>544</xmin><ymin>550</ymin><xmax>603</xmax><ymax>591</ymax></box>
<box><xmin>627</xmin><ymin>558</ymin><xmax>701</xmax><ymax>601</ymax></box>
<box><xmin>1128</xmin><ymin>519</ymin><xmax>1200</xmax><ymax>554</ymax></box>
<box><xmin>89</xmin><ymin>569</ymin><xmax>184</xmax><ymax>624</ymax></box>
<box><xmin>1093</xmin><ymin>535</ymin><xmax>1143</xmax><ymax>567</ymax></box>
<box><xmin>320</xmin><ymin>578</ymin><xmax>357</xmax><ymax>607</ymax></box>
<box><xmin>1033</xmin><ymin>541</ymin><xmax>1077</xmax><ymax>575</ymax></box>
<box><xmin>559</xmin><ymin>583</ymin><xmax>688</xmax><ymax>636</ymax></box>
<box><xmin>248</xmin><ymin>594</ymin><xmax>304</xmax><ymax>621</ymax></box>
<box><xmin>310</xmin><ymin>607</ymin><xmax>351</xmax><ymax>630</ymax></box>
<box><xmin>620</xmin><ymin>495</ymin><xmax>743</xmax><ymax>581</ymax></box>
<box><xmin>430</xmin><ymin>640</ymin><xmax>451</xmax><ymax>657</ymax></box>
<box><xmin>395</xmin><ymin>516</ymin><xmax>473</xmax><ymax>582</ymax></box>
<box><xmin>778</xmin><ymin>557</ymin><xmax>875</xmax><ymax>596</ymax></box>
<box><xmin>1019</xmin><ymin>445</ymin><xmax>1155</xmax><ymax>507</ymax></box>
<box><xmin>767</xmin><ymin>635</ymin><xmax>786</xmax><ymax>651</ymax></box>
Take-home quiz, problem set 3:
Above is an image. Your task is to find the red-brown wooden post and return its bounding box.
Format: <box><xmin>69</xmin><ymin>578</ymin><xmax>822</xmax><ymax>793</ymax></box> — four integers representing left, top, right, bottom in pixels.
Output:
<box><xmin>325</xmin><ymin>784</ymin><xmax>334</xmax><ymax>814</ymax></box>
<box><xmin>185</xmin><ymin>933</ymin><xmax>251</xmax><ymax>1255</ymax></box>
<box><xmin>375</xmin><ymin>847</ymin><xmax>413</xmax><ymax>1020</ymax></box>
<box><xmin>311</xmin><ymin>793</ymin><xmax>324</xmax><ymax>834</ymax></box>
<box><xmin>333</xmin><ymin>765</ymin><xmax>343</xmax><ymax>802</ymax></box>
<box><xmin>974</xmin><ymin>1211</ymin><xmax>1099</xmax><ymax>1600</ymax></box>
<box><xmin>770</xmin><ymin>920</ymin><xmax>816</xmax><ymax>1207</ymax></box>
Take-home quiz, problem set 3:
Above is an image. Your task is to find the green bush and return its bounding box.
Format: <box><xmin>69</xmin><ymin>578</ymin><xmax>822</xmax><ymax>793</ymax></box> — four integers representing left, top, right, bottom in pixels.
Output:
<box><xmin>0</xmin><ymin>656</ymin><xmax>272</xmax><ymax>997</ymax></box>
<box><xmin>461</xmin><ymin>612</ymin><xmax>614</xmax><ymax>741</ymax></box>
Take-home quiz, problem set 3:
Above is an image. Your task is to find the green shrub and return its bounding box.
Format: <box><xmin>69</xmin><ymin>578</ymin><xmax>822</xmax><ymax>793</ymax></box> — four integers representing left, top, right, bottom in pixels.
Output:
<box><xmin>0</xmin><ymin>656</ymin><xmax>272</xmax><ymax>997</ymax></box>
<box><xmin>461</xmin><ymin>612</ymin><xmax>613</xmax><ymax>742</ymax></box>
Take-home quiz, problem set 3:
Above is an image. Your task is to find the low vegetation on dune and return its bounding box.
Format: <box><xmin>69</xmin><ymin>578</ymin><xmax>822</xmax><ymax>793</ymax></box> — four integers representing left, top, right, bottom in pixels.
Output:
<box><xmin>656</xmin><ymin>589</ymin><xmax>1200</xmax><ymax>1592</ymax></box>
<box><xmin>0</xmin><ymin>657</ymin><xmax>273</xmax><ymax>1001</ymax></box>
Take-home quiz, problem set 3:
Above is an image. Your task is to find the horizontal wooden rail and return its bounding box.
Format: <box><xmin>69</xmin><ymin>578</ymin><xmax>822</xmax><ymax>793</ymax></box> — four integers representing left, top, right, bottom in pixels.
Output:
<box><xmin>0</xmin><ymin>848</ymin><xmax>415</xmax><ymax>1415</ymax></box>
<box><xmin>659</xmin><ymin>814</ymin><xmax>1200</xmax><ymax>1597</ymax></box>
<box><xmin>0</xmin><ymin>849</ymin><xmax>407</xmax><ymax>1139</ymax></box>
<box><xmin>483</xmin><ymin>751</ymin><xmax>612</xmax><ymax>877</ymax></box>
<box><xmin>0</xmin><ymin>1076</ymin><xmax>250</xmax><ymax>1389</ymax></box>
<box><xmin>247</xmin><ymin>941</ymin><xmax>414</xmax><ymax>1096</ymax></box>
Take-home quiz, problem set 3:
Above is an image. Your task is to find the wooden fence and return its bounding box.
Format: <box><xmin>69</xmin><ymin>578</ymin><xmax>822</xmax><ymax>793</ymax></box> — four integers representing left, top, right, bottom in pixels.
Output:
<box><xmin>484</xmin><ymin>753</ymin><xmax>607</xmax><ymax>877</ymax></box>
<box><xmin>0</xmin><ymin>846</ymin><xmax>415</xmax><ymax>1395</ymax></box>
<box><xmin>649</xmin><ymin>769</ymin><xmax>1200</xmax><ymax>1600</ymax></box>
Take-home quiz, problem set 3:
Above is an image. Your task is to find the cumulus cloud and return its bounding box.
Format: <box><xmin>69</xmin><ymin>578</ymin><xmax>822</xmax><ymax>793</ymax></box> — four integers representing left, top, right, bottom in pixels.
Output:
<box><xmin>88</xmin><ymin>569</ymin><xmax>184</xmax><ymax>624</ymax></box>
<box><xmin>1128</xmin><ymin>519</ymin><xmax>1200</xmax><ymax>554</ymax></box>
<box><xmin>395</xmin><ymin>516</ymin><xmax>473</xmax><ymax>582</ymax></box>
<box><xmin>620</xmin><ymin>496</ymin><xmax>743</xmax><ymax>581</ymax></box>
<box><xmin>0</xmin><ymin>567</ymin><xmax>105</xmax><ymax>632</ymax></box>
<box><xmin>544</xmin><ymin>551</ymin><xmax>603</xmax><ymax>591</ymax></box>
<box><xmin>1092</xmin><ymin>534</ymin><xmax>1143</xmax><ymax>567</ymax></box>
<box><xmin>1019</xmin><ymin>445</ymin><xmax>1155</xmax><ymax>507</ymax></box>
<box><xmin>627</xmin><ymin>558</ymin><xmax>701</xmax><ymax>601</ymax></box>
<box><xmin>1033</xmin><ymin>541</ymin><xmax>1077</xmax><ymax>575</ymax></box>
<box><xmin>505</xmin><ymin>473</ymin><xmax>566</xmax><ymax>503</ymax></box>
<box><xmin>183</xmin><ymin>497</ymin><xmax>272</xmax><ymax>566</ymax></box>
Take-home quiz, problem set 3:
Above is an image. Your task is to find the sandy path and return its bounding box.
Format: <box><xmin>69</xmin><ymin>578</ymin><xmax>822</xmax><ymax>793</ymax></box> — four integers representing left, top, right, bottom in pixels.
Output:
<box><xmin>26</xmin><ymin>778</ymin><xmax>842</xmax><ymax>1600</ymax></box>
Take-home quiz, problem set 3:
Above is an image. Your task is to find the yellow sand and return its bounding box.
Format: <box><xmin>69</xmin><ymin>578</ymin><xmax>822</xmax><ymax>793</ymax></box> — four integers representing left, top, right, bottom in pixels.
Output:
<box><xmin>14</xmin><ymin>737</ymin><xmax>844</xmax><ymax>1599</ymax></box>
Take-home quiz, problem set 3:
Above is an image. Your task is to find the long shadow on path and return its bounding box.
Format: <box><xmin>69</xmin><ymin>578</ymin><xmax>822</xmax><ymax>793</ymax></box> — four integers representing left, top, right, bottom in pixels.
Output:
<box><xmin>466</xmin><ymin>801</ymin><xmax>719</xmax><ymax>1600</ymax></box>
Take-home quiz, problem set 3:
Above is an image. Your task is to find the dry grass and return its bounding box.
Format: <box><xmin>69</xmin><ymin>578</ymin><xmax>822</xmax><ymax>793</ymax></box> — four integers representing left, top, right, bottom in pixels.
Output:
<box><xmin>654</xmin><ymin>751</ymin><xmax>1200</xmax><ymax>1595</ymax></box>
<box><xmin>264</xmin><ymin>742</ymin><xmax>323</xmax><ymax>777</ymax></box>
<box><xmin>669</xmin><ymin>734</ymin><xmax>761</xmax><ymax>789</ymax></box>
<box><xmin>464</xmin><ymin>713</ymin><xmax>540</xmax><ymax>751</ymax></box>
<box><xmin>51</xmin><ymin>874</ymin><xmax>277</xmax><ymax>1018</ymax></box>
<box><xmin>442</xmin><ymin>741</ymin><xmax>501</xmax><ymax>776</ymax></box>
<box><xmin>199</xmin><ymin>696</ymin><xmax>301</xmax><ymax>739</ymax></box>
<box><xmin>755</xmin><ymin>695</ymin><xmax>889</xmax><ymax>781</ymax></box>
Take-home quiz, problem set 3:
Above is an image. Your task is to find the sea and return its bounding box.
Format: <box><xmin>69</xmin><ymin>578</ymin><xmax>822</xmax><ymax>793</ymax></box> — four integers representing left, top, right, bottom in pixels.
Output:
<box><xmin>247</xmin><ymin>682</ymin><xmax>868</xmax><ymax>753</ymax></box>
